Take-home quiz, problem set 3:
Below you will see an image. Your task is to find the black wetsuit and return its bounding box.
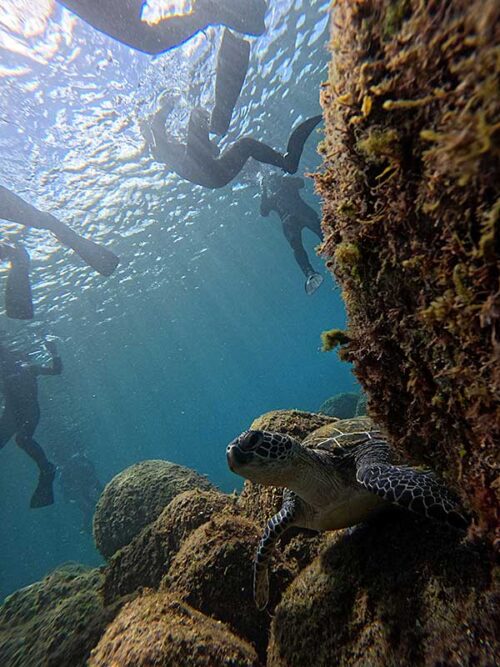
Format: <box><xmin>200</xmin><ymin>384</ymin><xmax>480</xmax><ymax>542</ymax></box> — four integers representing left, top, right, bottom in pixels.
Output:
<box><xmin>0</xmin><ymin>186</ymin><xmax>118</xmax><ymax>276</ymax></box>
<box><xmin>57</xmin><ymin>0</ymin><xmax>267</xmax><ymax>55</ymax></box>
<box><xmin>260</xmin><ymin>175</ymin><xmax>322</xmax><ymax>277</ymax></box>
<box><xmin>147</xmin><ymin>107</ymin><xmax>322</xmax><ymax>189</ymax></box>
<box><xmin>0</xmin><ymin>244</ymin><xmax>33</xmax><ymax>320</ymax></box>
<box><xmin>0</xmin><ymin>344</ymin><xmax>62</xmax><ymax>507</ymax></box>
<box><xmin>58</xmin><ymin>1</ymin><xmax>267</xmax><ymax>136</ymax></box>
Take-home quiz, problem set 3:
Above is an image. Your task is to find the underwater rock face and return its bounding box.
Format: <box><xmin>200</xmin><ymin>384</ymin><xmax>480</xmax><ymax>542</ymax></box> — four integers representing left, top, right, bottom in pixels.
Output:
<box><xmin>0</xmin><ymin>564</ymin><xmax>124</xmax><ymax>667</ymax></box>
<box><xmin>250</xmin><ymin>409</ymin><xmax>338</xmax><ymax>441</ymax></box>
<box><xmin>103</xmin><ymin>488</ymin><xmax>233</xmax><ymax>603</ymax></box>
<box><xmin>319</xmin><ymin>392</ymin><xmax>361</xmax><ymax>419</ymax></box>
<box><xmin>163</xmin><ymin>513</ymin><xmax>294</xmax><ymax>659</ymax></box>
<box><xmin>88</xmin><ymin>591</ymin><xmax>259</xmax><ymax>667</ymax></box>
<box><xmin>268</xmin><ymin>513</ymin><xmax>499</xmax><ymax>667</ymax></box>
<box><xmin>316</xmin><ymin>0</ymin><xmax>499</xmax><ymax>542</ymax></box>
<box><xmin>93</xmin><ymin>459</ymin><xmax>214</xmax><ymax>558</ymax></box>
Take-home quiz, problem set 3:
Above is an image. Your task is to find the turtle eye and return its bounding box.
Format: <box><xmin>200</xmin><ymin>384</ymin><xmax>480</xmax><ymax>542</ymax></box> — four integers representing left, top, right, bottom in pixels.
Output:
<box><xmin>240</xmin><ymin>431</ymin><xmax>262</xmax><ymax>452</ymax></box>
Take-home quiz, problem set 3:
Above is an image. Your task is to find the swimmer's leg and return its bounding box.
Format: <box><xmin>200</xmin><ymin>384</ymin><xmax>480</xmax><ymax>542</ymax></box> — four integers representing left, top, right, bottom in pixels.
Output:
<box><xmin>46</xmin><ymin>218</ymin><xmax>119</xmax><ymax>277</ymax></box>
<box><xmin>283</xmin><ymin>220</ymin><xmax>323</xmax><ymax>295</ymax></box>
<box><xmin>210</xmin><ymin>30</ymin><xmax>250</xmax><ymax>136</ymax></box>
<box><xmin>0</xmin><ymin>403</ymin><xmax>16</xmax><ymax>449</ymax></box>
<box><xmin>16</xmin><ymin>412</ymin><xmax>56</xmax><ymax>508</ymax></box>
<box><xmin>0</xmin><ymin>187</ymin><xmax>118</xmax><ymax>276</ymax></box>
<box><xmin>226</xmin><ymin>137</ymin><xmax>287</xmax><ymax>172</ymax></box>
<box><xmin>283</xmin><ymin>115</ymin><xmax>322</xmax><ymax>173</ymax></box>
<box><xmin>307</xmin><ymin>212</ymin><xmax>323</xmax><ymax>241</ymax></box>
<box><xmin>1</xmin><ymin>244</ymin><xmax>34</xmax><ymax>320</ymax></box>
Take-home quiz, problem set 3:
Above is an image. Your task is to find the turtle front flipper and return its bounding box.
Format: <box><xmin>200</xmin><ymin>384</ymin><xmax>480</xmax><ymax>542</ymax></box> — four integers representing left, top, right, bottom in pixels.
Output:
<box><xmin>356</xmin><ymin>463</ymin><xmax>468</xmax><ymax>530</ymax></box>
<box><xmin>254</xmin><ymin>490</ymin><xmax>299</xmax><ymax>611</ymax></box>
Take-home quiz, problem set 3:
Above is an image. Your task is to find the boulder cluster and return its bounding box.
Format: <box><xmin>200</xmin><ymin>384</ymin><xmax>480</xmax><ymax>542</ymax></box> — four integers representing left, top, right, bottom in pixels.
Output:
<box><xmin>1</xmin><ymin>409</ymin><xmax>497</xmax><ymax>666</ymax></box>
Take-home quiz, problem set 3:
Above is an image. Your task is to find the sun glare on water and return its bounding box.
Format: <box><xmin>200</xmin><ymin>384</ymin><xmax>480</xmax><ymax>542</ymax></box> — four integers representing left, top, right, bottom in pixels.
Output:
<box><xmin>0</xmin><ymin>0</ymin><xmax>54</xmax><ymax>38</ymax></box>
<box><xmin>141</xmin><ymin>0</ymin><xmax>195</xmax><ymax>25</ymax></box>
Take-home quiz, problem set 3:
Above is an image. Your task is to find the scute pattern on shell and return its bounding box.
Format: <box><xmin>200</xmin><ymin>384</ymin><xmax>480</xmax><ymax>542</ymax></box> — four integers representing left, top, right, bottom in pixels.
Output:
<box><xmin>304</xmin><ymin>416</ymin><xmax>383</xmax><ymax>451</ymax></box>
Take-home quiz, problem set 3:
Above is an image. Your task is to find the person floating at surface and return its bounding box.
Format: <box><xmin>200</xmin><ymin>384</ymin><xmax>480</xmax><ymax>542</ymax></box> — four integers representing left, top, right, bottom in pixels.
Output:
<box><xmin>0</xmin><ymin>186</ymin><xmax>119</xmax><ymax>276</ymax></box>
<box><xmin>58</xmin><ymin>450</ymin><xmax>103</xmax><ymax>533</ymax></box>
<box><xmin>58</xmin><ymin>0</ymin><xmax>268</xmax><ymax>136</ymax></box>
<box><xmin>141</xmin><ymin>100</ymin><xmax>322</xmax><ymax>189</ymax></box>
<box><xmin>260</xmin><ymin>174</ymin><xmax>324</xmax><ymax>295</ymax></box>
<box><xmin>57</xmin><ymin>0</ymin><xmax>267</xmax><ymax>55</ymax></box>
<box><xmin>0</xmin><ymin>243</ymin><xmax>33</xmax><ymax>320</ymax></box>
<box><xmin>0</xmin><ymin>340</ymin><xmax>62</xmax><ymax>508</ymax></box>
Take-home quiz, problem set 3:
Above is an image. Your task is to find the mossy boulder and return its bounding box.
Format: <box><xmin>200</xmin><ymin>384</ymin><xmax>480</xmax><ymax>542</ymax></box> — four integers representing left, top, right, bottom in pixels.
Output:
<box><xmin>88</xmin><ymin>592</ymin><xmax>259</xmax><ymax>667</ymax></box>
<box><xmin>355</xmin><ymin>394</ymin><xmax>368</xmax><ymax>416</ymax></box>
<box><xmin>319</xmin><ymin>392</ymin><xmax>361</xmax><ymax>419</ymax></box>
<box><xmin>163</xmin><ymin>513</ymin><xmax>293</xmax><ymax>659</ymax></box>
<box><xmin>94</xmin><ymin>460</ymin><xmax>214</xmax><ymax>558</ymax></box>
<box><xmin>317</xmin><ymin>0</ymin><xmax>499</xmax><ymax>542</ymax></box>
<box><xmin>103</xmin><ymin>488</ymin><xmax>233</xmax><ymax>603</ymax></box>
<box><xmin>0</xmin><ymin>564</ymin><xmax>124</xmax><ymax>667</ymax></box>
<box><xmin>268</xmin><ymin>513</ymin><xmax>498</xmax><ymax>666</ymax></box>
<box><xmin>250</xmin><ymin>409</ymin><xmax>337</xmax><ymax>440</ymax></box>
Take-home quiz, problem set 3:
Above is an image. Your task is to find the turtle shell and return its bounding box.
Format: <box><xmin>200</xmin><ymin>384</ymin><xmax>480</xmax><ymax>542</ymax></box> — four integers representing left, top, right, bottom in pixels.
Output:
<box><xmin>302</xmin><ymin>416</ymin><xmax>384</xmax><ymax>451</ymax></box>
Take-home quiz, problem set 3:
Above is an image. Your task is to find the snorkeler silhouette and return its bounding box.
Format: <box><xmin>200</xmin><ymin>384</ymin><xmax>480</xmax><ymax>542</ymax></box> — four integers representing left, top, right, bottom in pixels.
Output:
<box><xmin>58</xmin><ymin>451</ymin><xmax>103</xmax><ymax>533</ymax></box>
<box><xmin>141</xmin><ymin>99</ymin><xmax>322</xmax><ymax>189</ymax></box>
<box><xmin>0</xmin><ymin>186</ymin><xmax>119</xmax><ymax>276</ymax></box>
<box><xmin>0</xmin><ymin>243</ymin><xmax>34</xmax><ymax>320</ymax></box>
<box><xmin>0</xmin><ymin>340</ymin><xmax>62</xmax><ymax>508</ymax></box>
<box><xmin>58</xmin><ymin>0</ymin><xmax>268</xmax><ymax>136</ymax></box>
<box><xmin>57</xmin><ymin>0</ymin><xmax>267</xmax><ymax>55</ymax></box>
<box><xmin>260</xmin><ymin>174</ymin><xmax>324</xmax><ymax>295</ymax></box>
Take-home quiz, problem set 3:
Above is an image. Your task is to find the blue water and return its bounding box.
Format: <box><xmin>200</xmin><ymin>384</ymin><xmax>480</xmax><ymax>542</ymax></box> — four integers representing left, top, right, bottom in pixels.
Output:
<box><xmin>0</xmin><ymin>0</ymin><xmax>357</xmax><ymax>599</ymax></box>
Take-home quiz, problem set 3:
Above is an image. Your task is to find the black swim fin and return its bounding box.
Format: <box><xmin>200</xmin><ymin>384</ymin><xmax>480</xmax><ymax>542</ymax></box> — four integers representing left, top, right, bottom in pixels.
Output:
<box><xmin>30</xmin><ymin>463</ymin><xmax>56</xmax><ymax>509</ymax></box>
<box><xmin>210</xmin><ymin>30</ymin><xmax>250</xmax><ymax>136</ymax></box>
<box><xmin>3</xmin><ymin>244</ymin><xmax>34</xmax><ymax>320</ymax></box>
<box><xmin>48</xmin><ymin>221</ymin><xmax>119</xmax><ymax>276</ymax></box>
<box><xmin>284</xmin><ymin>115</ymin><xmax>323</xmax><ymax>174</ymax></box>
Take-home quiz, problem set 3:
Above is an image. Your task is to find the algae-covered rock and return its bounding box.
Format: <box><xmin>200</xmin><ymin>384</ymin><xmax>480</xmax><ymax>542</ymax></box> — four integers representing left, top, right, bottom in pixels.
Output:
<box><xmin>355</xmin><ymin>394</ymin><xmax>368</xmax><ymax>417</ymax></box>
<box><xmin>319</xmin><ymin>392</ymin><xmax>360</xmax><ymax>419</ymax></box>
<box><xmin>94</xmin><ymin>460</ymin><xmax>214</xmax><ymax>558</ymax></box>
<box><xmin>268</xmin><ymin>513</ymin><xmax>498</xmax><ymax>666</ymax></box>
<box><xmin>250</xmin><ymin>409</ymin><xmax>337</xmax><ymax>440</ymax></box>
<box><xmin>317</xmin><ymin>0</ymin><xmax>500</xmax><ymax>542</ymax></box>
<box><xmin>163</xmin><ymin>513</ymin><xmax>294</xmax><ymax>658</ymax></box>
<box><xmin>88</xmin><ymin>591</ymin><xmax>259</xmax><ymax>667</ymax></box>
<box><xmin>103</xmin><ymin>488</ymin><xmax>233</xmax><ymax>603</ymax></box>
<box><xmin>0</xmin><ymin>564</ymin><xmax>123</xmax><ymax>667</ymax></box>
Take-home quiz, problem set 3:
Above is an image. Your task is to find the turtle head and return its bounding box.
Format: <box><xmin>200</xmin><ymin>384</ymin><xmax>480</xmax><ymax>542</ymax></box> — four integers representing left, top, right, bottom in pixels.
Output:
<box><xmin>226</xmin><ymin>430</ymin><xmax>302</xmax><ymax>487</ymax></box>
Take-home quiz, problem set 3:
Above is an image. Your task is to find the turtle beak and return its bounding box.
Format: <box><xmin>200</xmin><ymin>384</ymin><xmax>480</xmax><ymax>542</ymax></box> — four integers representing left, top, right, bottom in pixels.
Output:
<box><xmin>226</xmin><ymin>444</ymin><xmax>252</xmax><ymax>472</ymax></box>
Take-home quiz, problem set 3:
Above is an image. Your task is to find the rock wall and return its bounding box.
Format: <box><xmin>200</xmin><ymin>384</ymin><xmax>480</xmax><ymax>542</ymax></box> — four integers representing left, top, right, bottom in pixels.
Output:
<box><xmin>316</xmin><ymin>0</ymin><xmax>499</xmax><ymax>544</ymax></box>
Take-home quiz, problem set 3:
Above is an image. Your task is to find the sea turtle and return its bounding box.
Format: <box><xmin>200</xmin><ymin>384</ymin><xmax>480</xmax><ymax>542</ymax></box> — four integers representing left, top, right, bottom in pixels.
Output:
<box><xmin>226</xmin><ymin>417</ymin><xmax>467</xmax><ymax>610</ymax></box>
